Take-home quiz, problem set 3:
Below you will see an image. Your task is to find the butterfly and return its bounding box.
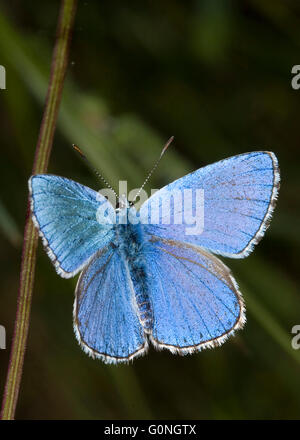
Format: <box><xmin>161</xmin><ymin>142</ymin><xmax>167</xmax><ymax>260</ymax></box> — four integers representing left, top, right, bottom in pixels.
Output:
<box><xmin>28</xmin><ymin>147</ymin><xmax>280</xmax><ymax>364</ymax></box>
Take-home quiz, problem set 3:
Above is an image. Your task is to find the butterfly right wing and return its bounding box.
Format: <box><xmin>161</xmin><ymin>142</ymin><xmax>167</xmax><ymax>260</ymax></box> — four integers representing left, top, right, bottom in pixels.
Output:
<box><xmin>74</xmin><ymin>246</ymin><xmax>147</xmax><ymax>364</ymax></box>
<box><xmin>29</xmin><ymin>174</ymin><xmax>115</xmax><ymax>278</ymax></box>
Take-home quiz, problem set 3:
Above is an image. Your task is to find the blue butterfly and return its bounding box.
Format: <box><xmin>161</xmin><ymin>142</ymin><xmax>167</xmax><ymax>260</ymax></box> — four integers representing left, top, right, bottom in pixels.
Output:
<box><xmin>28</xmin><ymin>149</ymin><xmax>280</xmax><ymax>364</ymax></box>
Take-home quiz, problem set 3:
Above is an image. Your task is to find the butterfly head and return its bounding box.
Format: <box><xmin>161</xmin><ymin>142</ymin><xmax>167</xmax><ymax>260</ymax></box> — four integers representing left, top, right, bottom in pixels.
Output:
<box><xmin>115</xmin><ymin>194</ymin><xmax>130</xmax><ymax>213</ymax></box>
<box><xmin>115</xmin><ymin>194</ymin><xmax>139</xmax><ymax>226</ymax></box>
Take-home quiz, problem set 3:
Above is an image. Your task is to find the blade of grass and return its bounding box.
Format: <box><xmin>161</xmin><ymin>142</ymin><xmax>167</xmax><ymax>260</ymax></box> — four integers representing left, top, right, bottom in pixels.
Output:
<box><xmin>0</xmin><ymin>0</ymin><xmax>77</xmax><ymax>420</ymax></box>
<box><xmin>244</xmin><ymin>286</ymin><xmax>300</xmax><ymax>366</ymax></box>
<box><xmin>107</xmin><ymin>367</ymin><xmax>153</xmax><ymax>418</ymax></box>
<box><xmin>0</xmin><ymin>200</ymin><xmax>21</xmax><ymax>246</ymax></box>
<box><xmin>0</xmin><ymin>10</ymin><xmax>189</xmax><ymax>190</ymax></box>
<box><xmin>229</xmin><ymin>255</ymin><xmax>300</xmax><ymax>365</ymax></box>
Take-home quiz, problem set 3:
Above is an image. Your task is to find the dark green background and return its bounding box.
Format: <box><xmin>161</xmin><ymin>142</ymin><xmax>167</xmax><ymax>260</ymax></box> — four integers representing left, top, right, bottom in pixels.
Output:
<box><xmin>0</xmin><ymin>0</ymin><xmax>299</xmax><ymax>419</ymax></box>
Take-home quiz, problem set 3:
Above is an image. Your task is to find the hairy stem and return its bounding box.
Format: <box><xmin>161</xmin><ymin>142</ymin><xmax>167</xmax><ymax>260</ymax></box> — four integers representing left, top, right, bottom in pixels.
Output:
<box><xmin>1</xmin><ymin>0</ymin><xmax>77</xmax><ymax>420</ymax></box>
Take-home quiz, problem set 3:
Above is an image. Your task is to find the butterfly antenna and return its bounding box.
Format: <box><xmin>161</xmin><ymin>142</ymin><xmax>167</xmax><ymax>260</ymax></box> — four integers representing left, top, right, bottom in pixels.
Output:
<box><xmin>133</xmin><ymin>136</ymin><xmax>174</xmax><ymax>202</ymax></box>
<box><xmin>72</xmin><ymin>144</ymin><xmax>119</xmax><ymax>199</ymax></box>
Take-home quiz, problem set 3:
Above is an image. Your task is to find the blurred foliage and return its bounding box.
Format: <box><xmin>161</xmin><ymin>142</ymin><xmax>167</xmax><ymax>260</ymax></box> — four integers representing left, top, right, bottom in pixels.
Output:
<box><xmin>0</xmin><ymin>0</ymin><xmax>299</xmax><ymax>419</ymax></box>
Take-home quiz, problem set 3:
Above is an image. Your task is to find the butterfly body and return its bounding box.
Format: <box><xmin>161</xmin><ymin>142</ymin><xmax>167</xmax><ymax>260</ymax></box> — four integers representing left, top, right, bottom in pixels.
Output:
<box><xmin>29</xmin><ymin>151</ymin><xmax>280</xmax><ymax>364</ymax></box>
<box><xmin>113</xmin><ymin>207</ymin><xmax>153</xmax><ymax>331</ymax></box>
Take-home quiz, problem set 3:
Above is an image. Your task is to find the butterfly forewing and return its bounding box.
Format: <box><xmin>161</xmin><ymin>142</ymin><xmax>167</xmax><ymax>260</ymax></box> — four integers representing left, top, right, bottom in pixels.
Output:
<box><xmin>140</xmin><ymin>151</ymin><xmax>280</xmax><ymax>258</ymax></box>
<box><xmin>29</xmin><ymin>174</ymin><xmax>115</xmax><ymax>277</ymax></box>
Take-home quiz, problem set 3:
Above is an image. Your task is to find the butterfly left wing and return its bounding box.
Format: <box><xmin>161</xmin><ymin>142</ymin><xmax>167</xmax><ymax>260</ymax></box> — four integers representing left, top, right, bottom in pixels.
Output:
<box><xmin>29</xmin><ymin>174</ymin><xmax>115</xmax><ymax>278</ymax></box>
<box><xmin>140</xmin><ymin>151</ymin><xmax>279</xmax><ymax>258</ymax></box>
<box><xmin>74</xmin><ymin>246</ymin><xmax>147</xmax><ymax>363</ymax></box>
<box><xmin>142</xmin><ymin>236</ymin><xmax>245</xmax><ymax>353</ymax></box>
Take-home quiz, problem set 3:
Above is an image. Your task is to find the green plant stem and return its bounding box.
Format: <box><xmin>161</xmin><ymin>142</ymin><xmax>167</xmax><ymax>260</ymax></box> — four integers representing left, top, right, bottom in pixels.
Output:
<box><xmin>1</xmin><ymin>0</ymin><xmax>77</xmax><ymax>420</ymax></box>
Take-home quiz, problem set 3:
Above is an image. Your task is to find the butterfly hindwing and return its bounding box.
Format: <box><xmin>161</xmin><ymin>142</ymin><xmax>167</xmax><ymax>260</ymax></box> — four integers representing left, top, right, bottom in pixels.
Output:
<box><xmin>29</xmin><ymin>174</ymin><xmax>115</xmax><ymax>278</ymax></box>
<box><xmin>142</xmin><ymin>236</ymin><xmax>245</xmax><ymax>353</ymax></box>
<box><xmin>140</xmin><ymin>151</ymin><xmax>280</xmax><ymax>258</ymax></box>
<box><xmin>74</xmin><ymin>246</ymin><xmax>147</xmax><ymax>363</ymax></box>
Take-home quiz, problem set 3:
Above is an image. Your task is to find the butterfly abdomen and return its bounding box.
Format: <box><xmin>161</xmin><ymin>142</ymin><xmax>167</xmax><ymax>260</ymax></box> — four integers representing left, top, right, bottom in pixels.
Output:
<box><xmin>115</xmin><ymin>220</ymin><xmax>153</xmax><ymax>332</ymax></box>
<box><xmin>130</xmin><ymin>257</ymin><xmax>153</xmax><ymax>332</ymax></box>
